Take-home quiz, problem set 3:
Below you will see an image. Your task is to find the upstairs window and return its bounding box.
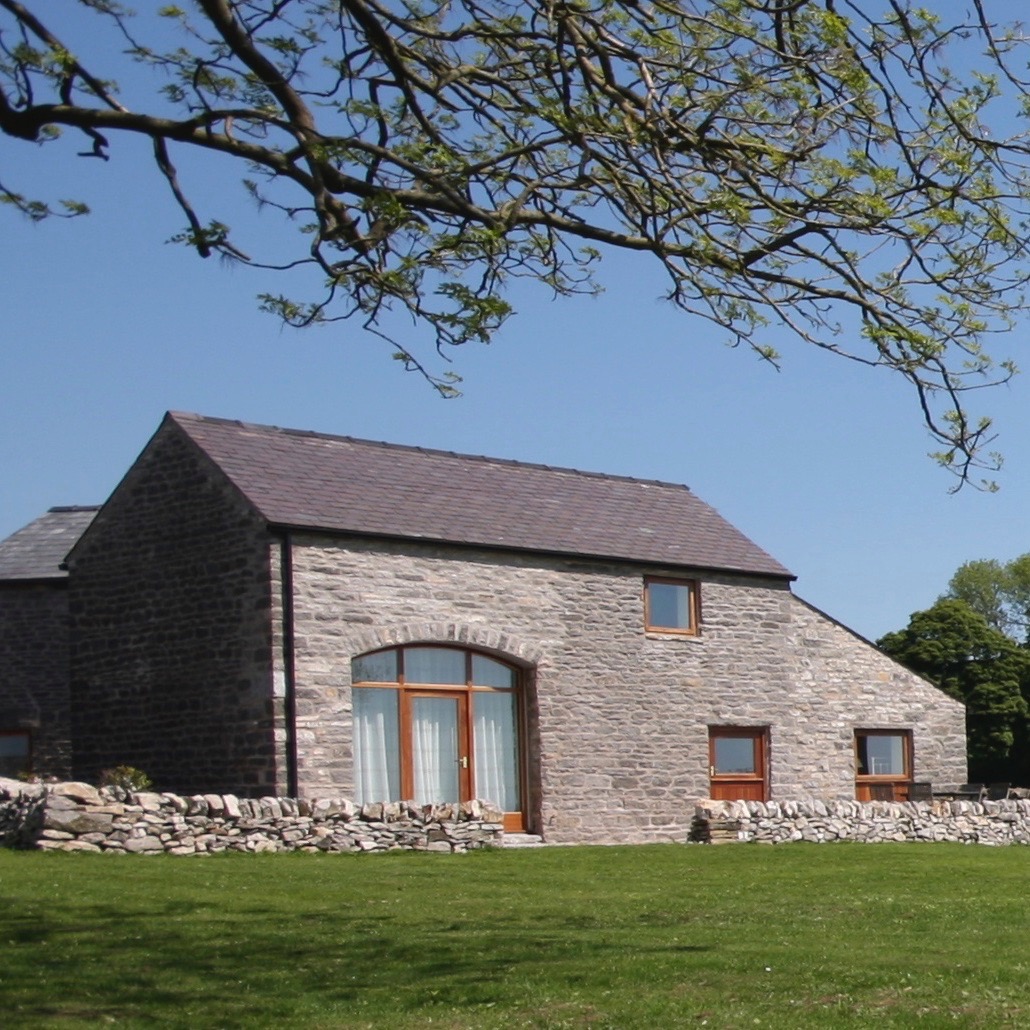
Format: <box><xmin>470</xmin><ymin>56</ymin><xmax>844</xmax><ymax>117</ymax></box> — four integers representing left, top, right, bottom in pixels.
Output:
<box><xmin>644</xmin><ymin>577</ymin><xmax>699</xmax><ymax>635</ymax></box>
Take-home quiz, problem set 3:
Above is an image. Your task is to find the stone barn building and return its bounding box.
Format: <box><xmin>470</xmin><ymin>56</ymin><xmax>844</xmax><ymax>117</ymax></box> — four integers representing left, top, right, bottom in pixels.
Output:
<box><xmin>3</xmin><ymin>412</ymin><xmax>966</xmax><ymax>842</ymax></box>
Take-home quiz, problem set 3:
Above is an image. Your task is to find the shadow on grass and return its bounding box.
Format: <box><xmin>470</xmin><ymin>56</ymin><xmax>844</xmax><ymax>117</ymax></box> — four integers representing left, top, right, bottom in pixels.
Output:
<box><xmin>12</xmin><ymin>844</ymin><xmax>1030</xmax><ymax>1027</ymax></box>
<box><xmin>1</xmin><ymin>890</ymin><xmax>714</xmax><ymax>1025</ymax></box>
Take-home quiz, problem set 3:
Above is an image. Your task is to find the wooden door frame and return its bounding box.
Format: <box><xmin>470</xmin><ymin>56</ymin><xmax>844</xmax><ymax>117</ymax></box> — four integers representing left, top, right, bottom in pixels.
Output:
<box><xmin>401</xmin><ymin>690</ymin><xmax>471</xmax><ymax>804</ymax></box>
<box><xmin>351</xmin><ymin>644</ymin><xmax>530</xmax><ymax>833</ymax></box>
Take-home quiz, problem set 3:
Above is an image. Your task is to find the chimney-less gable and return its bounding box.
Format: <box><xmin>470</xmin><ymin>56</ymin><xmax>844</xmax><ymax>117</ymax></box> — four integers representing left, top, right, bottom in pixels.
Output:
<box><xmin>168</xmin><ymin>411</ymin><xmax>792</xmax><ymax>580</ymax></box>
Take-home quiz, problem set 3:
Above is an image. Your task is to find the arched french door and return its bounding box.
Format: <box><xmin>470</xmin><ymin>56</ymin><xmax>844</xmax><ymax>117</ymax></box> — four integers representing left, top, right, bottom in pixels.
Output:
<box><xmin>350</xmin><ymin>645</ymin><xmax>527</xmax><ymax>831</ymax></box>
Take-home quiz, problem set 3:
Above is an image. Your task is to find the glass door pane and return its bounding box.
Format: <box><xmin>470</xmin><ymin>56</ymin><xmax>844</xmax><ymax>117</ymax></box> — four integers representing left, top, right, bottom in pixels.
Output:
<box><xmin>412</xmin><ymin>695</ymin><xmax>461</xmax><ymax>805</ymax></box>
<box><xmin>352</xmin><ymin>689</ymin><xmax>400</xmax><ymax>804</ymax></box>
<box><xmin>473</xmin><ymin>692</ymin><xmax>521</xmax><ymax>811</ymax></box>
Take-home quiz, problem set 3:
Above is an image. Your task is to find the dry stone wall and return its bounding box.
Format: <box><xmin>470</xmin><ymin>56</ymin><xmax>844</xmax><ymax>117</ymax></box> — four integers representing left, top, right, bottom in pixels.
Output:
<box><xmin>0</xmin><ymin>779</ymin><xmax>503</xmax><ymax>854</ymax></box>
<box><xmin>11</xmin><ymin>782</ymin><xmax>1030</xmax><ymax>852</ymax></box>
<box><xmin>692</xmin><ymin>798</ymin><xmax>1030</xmax><ymax>845</ymax></box>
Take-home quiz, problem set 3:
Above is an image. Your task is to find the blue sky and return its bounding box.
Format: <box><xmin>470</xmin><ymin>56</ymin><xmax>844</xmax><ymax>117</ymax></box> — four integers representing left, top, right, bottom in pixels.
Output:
<box><xmin>3</xmin><ymin>5</ymin><xmax>1030</xmax><ymax>644</ymax></box>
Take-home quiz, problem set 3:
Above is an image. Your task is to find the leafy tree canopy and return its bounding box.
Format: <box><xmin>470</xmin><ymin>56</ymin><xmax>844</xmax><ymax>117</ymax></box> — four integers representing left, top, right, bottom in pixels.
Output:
<box><xmin>3</xmin><ymin>1</ymin><xmax>1030</xmax><ymax>484</ymax></box>
<box><xmin>944</xmin><ymin>553</ymin><xmax>1030</xmax><ymax>643</ymax></box>
<box><xmin>878</xmin><ymin>598</ymin><xmax>1030</xmax><ymax>781</ymax></box>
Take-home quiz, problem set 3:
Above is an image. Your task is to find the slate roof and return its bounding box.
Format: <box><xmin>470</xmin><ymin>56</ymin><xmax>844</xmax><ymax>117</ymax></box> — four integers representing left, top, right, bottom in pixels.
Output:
<box><xmin>0</xmin><ymin>506</ymin><xmax>100</xmax><ymax>581</ymax></box>
<box><xmin>168</xmin><ymin>412</ymin><xmax>792</xmax><ymax>579</ymax></box>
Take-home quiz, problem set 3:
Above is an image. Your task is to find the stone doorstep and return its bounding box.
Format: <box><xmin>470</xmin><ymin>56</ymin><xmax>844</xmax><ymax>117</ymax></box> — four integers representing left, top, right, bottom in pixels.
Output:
<box><xmin>498</xmin><ymin>833</ymin><xmax>547</xmax><ymax>848</ymax></box>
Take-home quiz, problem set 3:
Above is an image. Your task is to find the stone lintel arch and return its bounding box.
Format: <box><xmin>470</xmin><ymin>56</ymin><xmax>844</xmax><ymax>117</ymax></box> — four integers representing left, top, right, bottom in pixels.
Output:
<box><xmin>342</xmin><ymin>622</ymin><xmax>546</xmax><ymax>671</ymax></box>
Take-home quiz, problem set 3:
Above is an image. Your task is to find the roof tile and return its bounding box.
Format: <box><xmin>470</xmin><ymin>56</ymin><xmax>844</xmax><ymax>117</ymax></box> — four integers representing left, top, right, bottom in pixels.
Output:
<box><xmin>0</xmin><ymin>506</ymin><xmax>99</xmax><ymax>580</ymax></box>
<box><xmin>169</xmin><ymin>412</ymin><xmax>792</xmax><ymax>579</ymax></box>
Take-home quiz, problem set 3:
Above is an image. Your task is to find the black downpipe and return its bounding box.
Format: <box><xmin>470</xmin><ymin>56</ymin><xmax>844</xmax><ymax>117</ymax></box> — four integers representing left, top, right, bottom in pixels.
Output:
<box><xmin>280</xmin><ymin>532</ymin><xmax>299</xmax><ymax>798</ymax></box>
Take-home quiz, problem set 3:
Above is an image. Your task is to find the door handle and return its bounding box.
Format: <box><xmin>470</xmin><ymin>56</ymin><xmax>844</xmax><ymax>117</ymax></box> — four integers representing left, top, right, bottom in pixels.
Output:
<box><xmin>459</xmin><ymin>756</ymin><xmax>469</xmax><ymax>769</ymax></box>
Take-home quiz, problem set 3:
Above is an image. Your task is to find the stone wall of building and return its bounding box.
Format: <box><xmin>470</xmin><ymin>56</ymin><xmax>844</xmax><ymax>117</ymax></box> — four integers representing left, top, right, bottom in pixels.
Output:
<box><xmin>0</xmin><ymin>583</ymin><xmax>72</xmax><ymax>779</ymax></box>
<box><xmin>692</xmin><ymin>797</ymin><xmax>1030</xmax><ymax>845</ymax></box>
<box><xmin>287</xmin><ymin>537</ymin><xmax>967</xmax><ymax>845</ymax></box>
<box><xmin>0</xmin><ymin>780</ymin><xmax>502</xmax><ymax>854</ymax></box>
<box><xmin>68</xmin><ymin>423</ymin><xmax>284</xmax><ymax>794</ymax></box>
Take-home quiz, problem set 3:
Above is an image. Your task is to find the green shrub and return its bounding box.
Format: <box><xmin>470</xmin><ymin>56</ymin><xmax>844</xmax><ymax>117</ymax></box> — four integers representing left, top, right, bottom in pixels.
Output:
<box><xmin>98</xmin><ymin>765</ymin><xmax>153</xmax><ymax>792</ymax></box>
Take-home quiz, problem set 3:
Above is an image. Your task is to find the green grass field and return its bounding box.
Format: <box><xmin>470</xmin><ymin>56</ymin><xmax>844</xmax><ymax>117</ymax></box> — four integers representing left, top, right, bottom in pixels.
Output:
<box><xmin>2</xmin><ymin>842</ymin><xmax>1030</xmax><ymax>1028</ymax></box>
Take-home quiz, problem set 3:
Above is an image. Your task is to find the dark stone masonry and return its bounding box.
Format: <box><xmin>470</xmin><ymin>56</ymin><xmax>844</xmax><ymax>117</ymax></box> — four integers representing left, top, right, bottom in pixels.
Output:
<box><xmin>68</xmin><ymin>428</ymin><xmax>282</xmax><ymax>794</ymax></box>
<box><xmin>0</xmin><ymin>585</ymin><xmax>72</xmax><ymax>778</ymax></box>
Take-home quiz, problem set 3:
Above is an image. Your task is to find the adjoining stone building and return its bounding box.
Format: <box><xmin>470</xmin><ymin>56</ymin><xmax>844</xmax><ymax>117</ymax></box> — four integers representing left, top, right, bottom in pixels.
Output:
<box><xmin>4</xmin><ymin>412</ymin><xmax>966</xmax><ymax>842</ymax></box>
<box><xmin>0</xmin><ymin>505</ymin><xmax>98</xmax><ymax>779</ymax></box>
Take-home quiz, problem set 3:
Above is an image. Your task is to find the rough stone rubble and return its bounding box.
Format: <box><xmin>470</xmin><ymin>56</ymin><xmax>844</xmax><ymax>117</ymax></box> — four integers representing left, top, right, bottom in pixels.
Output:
<box><xmin>0</xmin><ymin>778</ymin><xmax>503</xmax><ymax>854</ymax></box>
<box><xmin>691</xmin><ymin>797</ymin><xmax>1030</xmax><ymax>845</ymax></box>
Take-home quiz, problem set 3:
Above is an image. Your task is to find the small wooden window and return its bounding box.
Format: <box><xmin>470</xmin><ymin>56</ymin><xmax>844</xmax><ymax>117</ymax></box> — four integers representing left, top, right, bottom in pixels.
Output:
<box><xmin>644</xmin><ymin>577</ymin><xmax>699</xmax><ymax>635</ymax></box>
<box><xmin>0</xmin><ymin>731</ymin><xmax>31</xmax><ymax>778</ymax></box>
<box><xmin>709</xmin><ymin>727</ymin><xmax>769</xmax><ymax>802</ymax></box>
<box><xmin>855</xmin><ymin>730</ymin><xmax>912</xmax><ymax>802</ymax></box>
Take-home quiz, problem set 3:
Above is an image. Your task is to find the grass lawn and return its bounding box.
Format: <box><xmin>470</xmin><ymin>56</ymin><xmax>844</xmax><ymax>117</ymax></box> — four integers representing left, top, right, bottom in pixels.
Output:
<box><xmin>3</xmin><ymin>843</ymin><xmax>1030</xmax><ymax>1028</ymax></box>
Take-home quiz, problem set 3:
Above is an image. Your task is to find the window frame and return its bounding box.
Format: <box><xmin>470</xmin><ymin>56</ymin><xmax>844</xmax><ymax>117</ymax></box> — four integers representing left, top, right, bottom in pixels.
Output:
<box><xmin>643</xmin><ymin>576</ymin><xmax>700</xmax><ymax>636</ymax></box>
<box><xmin>708</xmin><ymin>726</ymin><xmax>770</xmax><ymax>802</ymax></box>
<box><xmin>0</xmin><ymin>729</ymin><xmax>32</xmax><ymax>779</ymax></box>
<box><xmin>350</xmin><ymin>645</ymin><xmax>527</xmax><ymax>831</ymax></box>
<box><xmin>854</xmin><ymin>729</ymin><xmax>912</xmax><ymax>801</ymax></box>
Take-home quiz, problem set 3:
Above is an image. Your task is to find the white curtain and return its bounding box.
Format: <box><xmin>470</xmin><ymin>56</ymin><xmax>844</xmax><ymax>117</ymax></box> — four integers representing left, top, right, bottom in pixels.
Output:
<box><xmin>473</xmin><ymin>693</ymin><xmax>520</xmax><ymax>811</ymax></box>
<box><xmin>353</xmin><ymin>689</ymin><xmax>400</xmax><ymax>803</ymax></box>
<box><xmin>412</xmin><ymin>697</ymin><xmax>459</xmax><ymax>805</ymax></box>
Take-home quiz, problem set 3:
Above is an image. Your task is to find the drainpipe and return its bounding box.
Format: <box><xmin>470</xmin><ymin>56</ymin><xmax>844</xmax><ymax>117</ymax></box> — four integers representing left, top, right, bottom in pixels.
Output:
<box><xmin>279</xmin><ymin>531</ymin><xmax>299</xmax><ymax>798</ymax></box>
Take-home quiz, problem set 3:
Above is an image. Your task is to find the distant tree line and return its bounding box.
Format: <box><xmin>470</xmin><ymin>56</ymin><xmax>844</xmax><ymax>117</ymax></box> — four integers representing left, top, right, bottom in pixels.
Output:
<box><xmin>878</xmin><ymin>556</ymin><xmax>1030</xmax><ymax>784</ymax></box>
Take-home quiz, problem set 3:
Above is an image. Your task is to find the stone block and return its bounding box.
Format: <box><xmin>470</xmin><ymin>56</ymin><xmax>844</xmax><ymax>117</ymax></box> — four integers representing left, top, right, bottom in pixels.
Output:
<box><xmin>123</xmin><ymin>836</ymin><xmax>164</xmax><ymax>853</ymax></box>
<box><xmin>51</xmin><ymin>782</ymin><xmax>102</xmax><ymax>806</ymax></box>
<box><xmin>43</xmin><ymin>808</ymin><xmax>114</xmax><ymax>834</ymax></box>
<box><xmin>44</xmin><ymin>839</ymin><xmax>102</xmax><ymax>852</ymax></box>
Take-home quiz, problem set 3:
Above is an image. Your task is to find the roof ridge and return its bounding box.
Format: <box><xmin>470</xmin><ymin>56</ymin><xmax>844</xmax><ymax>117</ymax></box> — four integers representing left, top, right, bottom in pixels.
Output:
<box><xmin>48</xmin><ymin>505</ymin><xmax>102</xmax><ymax>514</ymax></box>
<box><xmin>163</xmin><ymin>410</ymin><xmax>792</xmax><ymax>579</ymax></box>
<box><xmin>168</xmin><ymin>411</ymin><xmax>695</xmax><ymax>494</ymax></box>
